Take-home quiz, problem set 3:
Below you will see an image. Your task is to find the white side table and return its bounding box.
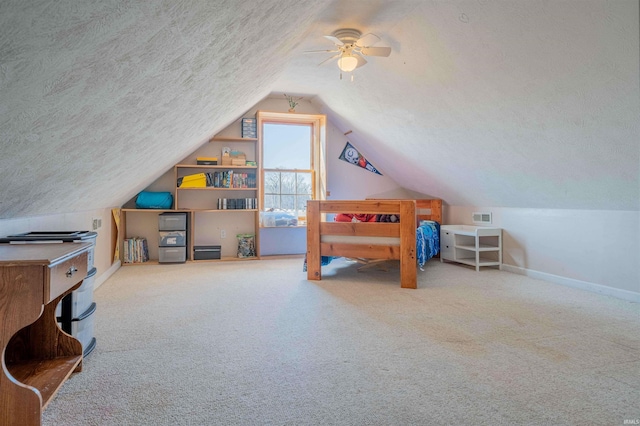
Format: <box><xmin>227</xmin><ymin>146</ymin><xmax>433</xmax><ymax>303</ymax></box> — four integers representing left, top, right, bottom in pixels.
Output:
<box><xmin>441</xmin><ymin>225</ymin><xmax>502</xmax><ymax>271</ymax></box>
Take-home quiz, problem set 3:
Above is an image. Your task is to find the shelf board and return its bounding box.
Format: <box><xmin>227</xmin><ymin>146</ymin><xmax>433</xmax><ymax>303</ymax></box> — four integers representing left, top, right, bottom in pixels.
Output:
<box><xmin>441</xmin><ymin>225</ymin><xmax>501</xmax><ymax>237</ymax></box>
<box><xmin>192</xmin><ymin>209</ymin><xmax>258</xmax><ymax>212</ymax></box>
<box><xmin>122</xmin><ymin>260</ymin><xmax>160</xmax><ymax>265</ymax></box>
<box><xmin>176</xmin><ymin>164</ymin><xmax>257</xmax><ymax>169</ymax></box>
<box><xmin>177</xmin><ymin>187</ymin><xmax>256</xmax><ymax>191</ymax></box>
<box><xmin>121</xmin><ymin>208</ymin><xmax>176</xmax><ymax>213</ymax></box>
<box><xmin>121</xmin><ymin>208</ymin><xmax>258</xmax><ymax>213</ymax></box>
<box><xmin>122</xmin><ymin>257</ymin><xmax>260</xmax><ymax>265</ymax></box>
<box><xmin>454</xmin><ymin>258</ymin><xmax>501</xmax><ymax>266</ymax></box>
<box><xmin>209</xmin><ymin>136</ymin><xmax>257</xmax><ymax>142</ymax></box>
<box><xmin>192</xmin><ymin>256</ymin><xmax>259</xmax><ymax>262</ymax></box>
<box><xmin>455</xmin><ymin>244</ymin><xmax>500</xmax><ymax>251</ymax></box>
<box><xmin>7</xmin><ymin>355</ymin><xmax>82</xmax><ymax>407</ymax></box>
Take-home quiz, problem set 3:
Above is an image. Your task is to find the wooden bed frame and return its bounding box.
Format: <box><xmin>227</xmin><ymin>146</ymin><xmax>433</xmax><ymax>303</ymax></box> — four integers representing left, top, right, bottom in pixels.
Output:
<box><xmin>306</xmin><ymin>199</ymin><xmax>443</xmax><ymax>289</ymax></box>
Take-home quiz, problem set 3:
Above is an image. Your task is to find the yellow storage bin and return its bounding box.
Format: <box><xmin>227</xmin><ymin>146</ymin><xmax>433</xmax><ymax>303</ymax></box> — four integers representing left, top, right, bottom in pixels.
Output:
<box><xmin>178</xmin><ymin>173</ymin><xmax>207</xmax><ymax>188</ymax></box>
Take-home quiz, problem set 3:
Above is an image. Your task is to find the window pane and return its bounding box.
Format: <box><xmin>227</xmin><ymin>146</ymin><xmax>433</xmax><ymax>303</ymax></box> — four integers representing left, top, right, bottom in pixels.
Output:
<box><xmin>278</xmin><ymin>172</ymin><xmax>296</xmax><ymax>195</ymax></box>
<box><xmin>263</xmin><ymin>123</ymin><xmax>311</xmax><ymax>169</ymax></box>
<box><xmin>296</xmin><ymin>173</ymin><xmax>312</xmax><ymax>195</ymax></box>
<box><xmin>264</xmin><ymin>194</ymin><xmax>279</xmax><ymax>210</ymax></box>
<box><xmin>264</xmin><ymin>172</ymin><xmax>280</xmax><ymax>193</ymax></box>
<box><xmin>296</xmin><ymin>194</ymin><xmax>312</xmax><ymax>212</ymax></box>
<box><xmin>280</xmin><ymin>195</ymin><xmax>295</xmax><ymax>211</ymax></box>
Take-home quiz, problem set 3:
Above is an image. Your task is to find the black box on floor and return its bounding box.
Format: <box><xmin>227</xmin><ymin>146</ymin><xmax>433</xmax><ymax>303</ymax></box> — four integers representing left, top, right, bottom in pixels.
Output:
<box><xmin>194</xmin><ymin>245</ymin><xmax>221</xmax><ymax>260</ymax></box>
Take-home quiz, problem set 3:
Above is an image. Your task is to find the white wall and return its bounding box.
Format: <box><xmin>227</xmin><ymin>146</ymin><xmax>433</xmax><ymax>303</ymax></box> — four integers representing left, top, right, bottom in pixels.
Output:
<box><xmin>325</xmin><ymin>123</ymin><xmax>401</xmax><ymax>201</ymax></box>
<box><xmin>447</xmin><ymin>206</ymin><xmax>640</xmax><ymax>301</ymax></box>
<box><xmin>0</xmin><ymin>207</ymin><xmax>120</xmax><ymax>290</ymax></box>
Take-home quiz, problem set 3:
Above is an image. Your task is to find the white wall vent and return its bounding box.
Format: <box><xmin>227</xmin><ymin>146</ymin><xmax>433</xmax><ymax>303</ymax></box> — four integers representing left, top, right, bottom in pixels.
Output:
<box><xmin>472</xmin><ymin>212</ymin><xmax>492</xmax><ymax>224</ymax></box>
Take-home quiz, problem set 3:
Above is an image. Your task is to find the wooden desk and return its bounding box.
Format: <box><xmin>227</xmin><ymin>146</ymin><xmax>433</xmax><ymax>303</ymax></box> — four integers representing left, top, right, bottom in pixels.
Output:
<box><xmin>0</xmin><ymin>242</ymin><xmax>90</xmax><ymax>426</ymax></box>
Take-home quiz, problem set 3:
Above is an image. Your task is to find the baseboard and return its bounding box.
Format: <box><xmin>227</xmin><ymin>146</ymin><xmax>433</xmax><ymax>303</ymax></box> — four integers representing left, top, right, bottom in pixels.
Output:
<box><xmin>94</xmin><ymin>260</ymin><xmax>121</xmax><ymax>291</ymax></box>
<box><xmin>501</xmin><ymin>264</ymin><xmax>640</xmax><ymax>303</ymax></box>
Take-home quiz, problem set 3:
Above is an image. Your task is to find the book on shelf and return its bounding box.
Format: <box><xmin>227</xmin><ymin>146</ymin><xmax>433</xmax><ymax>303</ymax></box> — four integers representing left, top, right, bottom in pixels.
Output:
<box><xmin>217</xmin><ymin>198</ymin><xmax>257</xmax><ymax>210</ymax></box>
<box><xmin>206</xmin><ymin>171</ymin><xmax>256</xmax><ymax>188</ymax></box>
<box><xmin>123</xmin><ymin>237</ymin><xmax>149</xmax><ymax>263</ymax></box>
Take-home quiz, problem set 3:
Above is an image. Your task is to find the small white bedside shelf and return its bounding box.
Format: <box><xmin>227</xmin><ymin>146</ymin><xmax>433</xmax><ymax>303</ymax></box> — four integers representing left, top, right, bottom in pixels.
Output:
<box><xmin>440</xmin><ymin>225</ymin><xmax>502</xmax><ymax>271</ymax></box>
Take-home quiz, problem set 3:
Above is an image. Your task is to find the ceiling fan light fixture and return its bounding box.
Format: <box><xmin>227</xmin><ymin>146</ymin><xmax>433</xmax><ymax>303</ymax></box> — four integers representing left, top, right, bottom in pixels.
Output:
<box><xmin>306</xmin><ymin>28</ymin><xmax>390</xmax><ymax>79</ymax></box>
<box><xmin>337</xmin><ymin>54</ymin><xmax>358</xmax><ymax>72</ymax></box>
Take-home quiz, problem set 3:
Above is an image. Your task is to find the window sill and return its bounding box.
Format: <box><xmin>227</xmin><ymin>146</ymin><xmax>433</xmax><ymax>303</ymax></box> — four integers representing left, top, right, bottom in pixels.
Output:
<box><xmin>260</xmin><ymin>224</ymin><xmax>307</xmax><ymax>229</ymax></box>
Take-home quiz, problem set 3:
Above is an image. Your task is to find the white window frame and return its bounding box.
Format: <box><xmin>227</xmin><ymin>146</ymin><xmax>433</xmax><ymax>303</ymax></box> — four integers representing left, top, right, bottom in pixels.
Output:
<box><xmin>257</xmin><ymin>111</ymin><xmax>326</xmax><ymax>227</ymax></box>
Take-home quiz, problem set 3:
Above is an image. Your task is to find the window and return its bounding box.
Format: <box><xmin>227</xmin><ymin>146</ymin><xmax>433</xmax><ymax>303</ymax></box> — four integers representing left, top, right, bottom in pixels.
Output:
<box><xmin>257</xmin><ymin>111</ymin><xmax>326</xmax><ymax>227</ymax></box>
<box><xmin>263</xmin><ymin>123</ymin><xmax>313</xmax><ymax>218</ymax></box>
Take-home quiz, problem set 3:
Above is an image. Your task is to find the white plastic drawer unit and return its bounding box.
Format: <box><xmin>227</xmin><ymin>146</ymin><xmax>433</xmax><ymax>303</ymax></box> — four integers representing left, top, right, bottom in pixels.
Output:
<box><xmin>158</xmin><ymin>246</ymin><xmax>186</xmax><ymax>263</ymax></box>
<box><xmin>71</xmin><ymin>302</ymin><xmax>97</xmax><ymax>355</ymax></box>
<box><xmin>57</xmin><ymin>301</ymin><xmax>97</xmax><ymax>356</ymax></box>
<box><xmin>158</xmin><ymin>212</ymin><xmax>187</xmax><ymax>231</ymax></box>
<box><xmin>159</xmin><ymin>231</ymin><xmax>186</xmax><ymax>247</ymax></box>
<box><xmin>55</xmin><ymin>267</ymin><xmax>96</xmax><ymax>318</ymax></box>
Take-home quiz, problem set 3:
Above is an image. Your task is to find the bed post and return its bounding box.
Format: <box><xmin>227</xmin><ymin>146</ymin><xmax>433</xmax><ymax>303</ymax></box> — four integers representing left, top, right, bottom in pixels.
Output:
<box><xmin>431</xmin><ymin>199</ymin><xmax>442</xmax><ymax>224</ymax></box>
<box><xmin>307</xmin><ymin>200</ymin><xmax>321</xmax><ymax>280</ymax></box>
<box><xmin>400</xmin><ymin>200</ymin><xmax>417</xmax><ymax>289</ymax></box>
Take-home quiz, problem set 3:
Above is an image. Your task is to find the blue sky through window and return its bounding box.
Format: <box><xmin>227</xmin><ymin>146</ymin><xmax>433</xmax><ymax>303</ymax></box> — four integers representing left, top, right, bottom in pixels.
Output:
<box><xmin>263</xmin><ymin>123</ymin><xmax>311</xmax><ymax>169</ymax></box>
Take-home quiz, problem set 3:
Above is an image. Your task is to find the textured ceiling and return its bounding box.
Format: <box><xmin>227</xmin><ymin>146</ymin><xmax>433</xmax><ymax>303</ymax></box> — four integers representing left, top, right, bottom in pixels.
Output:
<box><xmin>1</xmin><ymin>0</ymin><xmax>638</xmax><ymax>219</ymax></box>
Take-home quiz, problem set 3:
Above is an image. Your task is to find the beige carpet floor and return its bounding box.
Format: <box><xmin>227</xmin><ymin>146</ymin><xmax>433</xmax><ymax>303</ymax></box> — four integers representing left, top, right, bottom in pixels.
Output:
<box><xmin>42</xmin><ymin>258</ymin><xmax>640</xmax><ymax>425</ymax></box>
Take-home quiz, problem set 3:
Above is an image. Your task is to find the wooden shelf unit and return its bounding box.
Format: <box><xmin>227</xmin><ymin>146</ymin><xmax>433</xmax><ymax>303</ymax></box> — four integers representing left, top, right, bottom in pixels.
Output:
<box><xmin>177</xmin><ymin>187</ymin><xmax>257</xmax><ymax>191</ymax></box>
<box><xmin>210</xmin><ymin>136</ymin><xmax>258</xmax><ymax>142</ymax></box>
<box><xmin>119</xmin><ymin>135</ymin><xmax>260</xmax><ymax>264</ymax></box>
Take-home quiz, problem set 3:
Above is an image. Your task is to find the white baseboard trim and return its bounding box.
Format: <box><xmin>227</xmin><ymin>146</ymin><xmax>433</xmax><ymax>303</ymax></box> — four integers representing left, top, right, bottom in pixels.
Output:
<box><xmin>501</xmin><ymin>264</ymin><xmax>640</xmax><ymax>303</ymax></box>
<box><xmin>94</xmin><ymin>260</ymin><xmax>121</xmax><ymax>291</ymax></box>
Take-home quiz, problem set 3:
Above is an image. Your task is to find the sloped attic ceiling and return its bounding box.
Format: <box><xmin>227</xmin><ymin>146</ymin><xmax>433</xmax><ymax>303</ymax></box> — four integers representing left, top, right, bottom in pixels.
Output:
<box><xmin>274</xmin><ymin>0</ymin><xmax>640</xmax><ymax>211</ymax></box>
<box><xmin>1</xmin><ymin>0</ymin><xmax>638</xmax><ymax>220</ymax></box>
<box><xmin>0</xmin><ymin>0</ymin><xmax>329</xmax><ymax>219</ymax></box>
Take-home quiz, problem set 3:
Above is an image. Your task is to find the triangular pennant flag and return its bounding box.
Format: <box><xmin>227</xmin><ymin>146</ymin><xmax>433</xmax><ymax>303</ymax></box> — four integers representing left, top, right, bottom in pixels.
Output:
<box><xmin>338</xmin><ymin>142</ymin><xmax>382</xmax><ymax>175</ymax></box>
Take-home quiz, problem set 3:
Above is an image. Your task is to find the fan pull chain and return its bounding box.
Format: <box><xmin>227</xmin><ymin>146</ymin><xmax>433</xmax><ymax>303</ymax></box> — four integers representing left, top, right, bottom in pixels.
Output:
<box><xmin>339</xmin><ymin>72</ymin><xmax>355</xmax><ymax>82</ymax></box>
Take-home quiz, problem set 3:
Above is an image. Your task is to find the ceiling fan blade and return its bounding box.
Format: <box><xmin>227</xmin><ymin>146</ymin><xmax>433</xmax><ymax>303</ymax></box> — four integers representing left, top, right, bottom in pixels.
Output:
<box><xmin>318</xmin><ymin>53</ymin><xmax>341</xmax><ymax>66</ymax></box>
<box><xmin>360</xmin><ymin>46</ymin><xmax>391</xmax><ymax>57</ymax></box>
<box><xmin>323</xmin><ymin>35</ymin><xmax>344</xmax><ymax>46</ymax></box>
<box><xmin>355</xmin><ymin>54</ymin><xmax>368</xmax><ymax>69</ymax></box>
<box><xmin>304</xmin><ymin>49</ymin><xmax>340</xmax><ymax>54</ymax></box>
<box><xmin>355</xmin><ymin>33</ymin><xmax>381</xmax><ymax>48</ymax></box>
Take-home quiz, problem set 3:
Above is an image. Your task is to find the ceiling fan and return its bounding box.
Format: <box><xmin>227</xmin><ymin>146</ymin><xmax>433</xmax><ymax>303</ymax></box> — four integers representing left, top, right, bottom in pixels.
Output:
<box><xmin>305</xmin><ymin>28</ymin><xmax>391</xmax><ymax>76</ymax></box>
